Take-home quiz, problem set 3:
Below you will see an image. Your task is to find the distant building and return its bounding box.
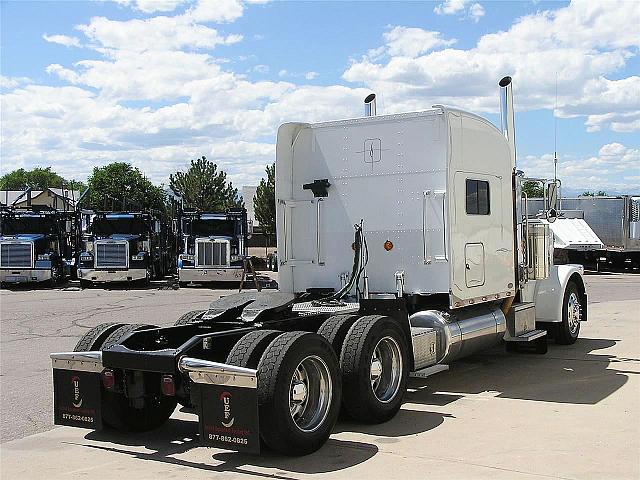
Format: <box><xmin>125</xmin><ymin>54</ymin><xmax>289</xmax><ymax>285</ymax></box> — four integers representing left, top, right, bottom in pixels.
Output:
<box><xmin>0</xmin><ymin>188</ymin><xmax>82</xmax><ymax>210</ymax></box>
<box><xmin>242</xmin><ymin>185</ymin><xmax>258</xmax><ymax>228</ymax></box>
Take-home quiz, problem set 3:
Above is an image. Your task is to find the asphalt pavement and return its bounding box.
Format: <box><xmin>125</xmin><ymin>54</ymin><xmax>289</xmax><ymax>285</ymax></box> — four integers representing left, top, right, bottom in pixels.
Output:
<box><xmin>0</xmin><ymin>273</ymin><xmax>638</xmax><ymax>479</ymax></box>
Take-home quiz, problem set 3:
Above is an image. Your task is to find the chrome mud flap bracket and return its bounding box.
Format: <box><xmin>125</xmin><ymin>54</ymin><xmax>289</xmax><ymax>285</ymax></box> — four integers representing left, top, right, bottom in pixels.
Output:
<box><xmin>179</xmin><ymin>357</ymin><xmax>260</xmax><ymax>454</ymax></box>
<box><xmin>50</xmin><ymin>351</ymin><xmax>104</xmax><ymax>430</ymax></box>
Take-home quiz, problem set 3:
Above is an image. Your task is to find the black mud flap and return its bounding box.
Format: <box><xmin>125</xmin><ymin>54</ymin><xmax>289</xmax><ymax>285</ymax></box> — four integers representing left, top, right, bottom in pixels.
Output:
<box><xmin>53</xmin><ymin>369</ymin><xmax>103</xmax><ymax>430</ymax></box>
<box><xmin>196</xmin><ymin>383</ymin><xmax>260</xmax><ymax>454</ymax></box>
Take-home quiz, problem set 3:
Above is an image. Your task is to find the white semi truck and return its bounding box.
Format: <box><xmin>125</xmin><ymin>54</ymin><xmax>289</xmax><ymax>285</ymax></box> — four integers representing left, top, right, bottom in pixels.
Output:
<box><xmin>50</xmin><ymin>76</ymin><xmax>587</xmax><ymax>456</ymax></box>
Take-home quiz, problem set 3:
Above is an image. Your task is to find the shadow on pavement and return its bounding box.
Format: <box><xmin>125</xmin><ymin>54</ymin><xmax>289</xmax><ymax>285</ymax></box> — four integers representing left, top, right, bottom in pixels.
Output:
<box><xmin>83</xmin><ymin>418</ymin><xmax>377</xmax><ymax>477</ymax></box>
<box><xmin>408</xmin><ymin>338</ymin><xmax>635</xmax><ymax>405</ymax></box>
<box><xmin>78</xmin><ymin>336</ymin><xmax>634</xmax><ymax>474</ymax></box>
<box><xmin>335</xmin><ymin>408</ymin><xmax>454</xmax><ymax>437</ymax></box>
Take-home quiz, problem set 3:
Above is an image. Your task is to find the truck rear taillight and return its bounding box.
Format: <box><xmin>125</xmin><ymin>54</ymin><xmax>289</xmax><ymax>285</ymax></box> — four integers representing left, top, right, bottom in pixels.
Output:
<box><xmin>161</xmin><ymin>374</ymin><xmax>176</xmax><ymax>396</ymax></box>
<box><xmin>101</xmin><ymin>369</ymin><xmax>115</xmax><ymax>390</ymax></box>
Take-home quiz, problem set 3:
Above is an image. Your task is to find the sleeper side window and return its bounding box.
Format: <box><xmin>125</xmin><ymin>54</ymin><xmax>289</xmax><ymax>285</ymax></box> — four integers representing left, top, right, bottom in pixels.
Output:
<box><xmin>466</xmin><ymin>179</ymin><xmax>490</xmax><ymax>215</ymax></box>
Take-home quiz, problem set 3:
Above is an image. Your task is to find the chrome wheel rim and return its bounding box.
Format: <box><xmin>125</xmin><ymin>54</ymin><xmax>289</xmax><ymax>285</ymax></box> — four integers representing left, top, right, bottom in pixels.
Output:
<box><xmin>289</xmin><ymin>355</ymin><xmax>332</xmax><ymax>433</ymax></box>
<box><xmin>567</xmin><ymin>292</ymin><xmax>582</xmax><ymax>335</ymax></box>
<box><xmin>370</xmin><ymin>336</ymin><xmax>402</xmax><ymax>403</ymax></box>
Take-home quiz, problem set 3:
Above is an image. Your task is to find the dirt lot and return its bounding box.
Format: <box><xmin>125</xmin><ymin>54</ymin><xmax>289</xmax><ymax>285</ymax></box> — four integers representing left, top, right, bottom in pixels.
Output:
<box><xmin>0</xmin><ymin>273</ymin><xmax>638</xmax><ymax>479</ymax></box>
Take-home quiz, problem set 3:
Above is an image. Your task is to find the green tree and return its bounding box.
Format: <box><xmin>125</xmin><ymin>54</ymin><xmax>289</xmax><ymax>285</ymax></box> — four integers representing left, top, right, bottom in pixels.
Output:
<box><xmin>0</xmin><ymin>167</ymin><xmax>84</xmax><ymax>190</ymax></box>
<box><xmin>581</xmin><ymin>191</ymin><xmax>608</xmax><ymax>197</ymax></box>
<box><xmin>254</xmin><ymin>163</ymin><xmax>275</xmax><ymax>244</ymax></box>
<box><xmin>169</xmin><ymin>156</ymin><xmax>241</xmax><ymax>211</ymax></box>
<box><xmin>86</xmin><ymin>162</ymin><xmax>165</xmax><ymax>212</ymax></box>
<box><xmin>522</xmin><ymin>181</ymin><xmax>544</xmax><ymax>198</ymax></box>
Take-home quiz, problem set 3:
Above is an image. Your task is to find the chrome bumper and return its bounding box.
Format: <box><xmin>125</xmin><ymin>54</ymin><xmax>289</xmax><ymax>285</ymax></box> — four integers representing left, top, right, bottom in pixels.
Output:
<box><xmin>0</xmin><ymin>268</ymin><xmax>52</xmax><ymax>283</ymax></box>
<box><xmin>179</xmin><ymin>357</ymin><xmax>257</xmax><ymax>389</ymax></box>
<box><xmin>178</xmin><ymin>267</ymin><xmax>243</xmax><ymax>283</ymax></box>
<box><xmin>50</xmin><ymin>351</ymin><xmax>104</xmax><ymax>373</ymax></box>
<box><xmin>78</xmin><ymin>268</ymin><xmax>147</xmax><ymax>282</ymax></box>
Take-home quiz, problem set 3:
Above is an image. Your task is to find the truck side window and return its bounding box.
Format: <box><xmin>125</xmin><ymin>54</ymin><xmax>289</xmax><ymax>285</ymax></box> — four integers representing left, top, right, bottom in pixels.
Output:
<box><xmin>466</xmin><ymin>179</ymin><xmax>490</xmax><ymax>215</ymax></box>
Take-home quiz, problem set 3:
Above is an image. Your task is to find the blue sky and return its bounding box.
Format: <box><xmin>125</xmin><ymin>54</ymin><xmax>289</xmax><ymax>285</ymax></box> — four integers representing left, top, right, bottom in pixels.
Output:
<box><xmin>1</xmin><ymin>0</ymin><xmax>638</xmax><ymax>195</ymax></box>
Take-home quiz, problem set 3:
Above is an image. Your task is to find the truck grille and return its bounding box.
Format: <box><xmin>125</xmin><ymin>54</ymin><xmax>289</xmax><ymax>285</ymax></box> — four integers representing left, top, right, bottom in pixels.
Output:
<box><xmin>0</xmin><ymin>242</ymin><xmax>32</xmax><ymax>268</ymax></box>
<box><xmin>196</xmin><ymin>241</ymin><xmax>229</xmax><ymax>267</ymax></box>
<box><xmin>95</xmin><ymin>242</ymin><xmax>128</xmax><ymax>268</ymax></box>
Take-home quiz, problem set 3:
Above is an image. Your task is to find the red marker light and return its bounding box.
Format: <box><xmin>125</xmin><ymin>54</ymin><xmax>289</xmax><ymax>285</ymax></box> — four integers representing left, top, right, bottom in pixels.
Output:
<box><xmin>101</xmin><ymin>369</ymin><xmax>115</xmax><ymax>390</ymax></box>
<box><xmin>384</xmin><ymin>240</ymin><xmax>394</xmax><ymax>251</ymax></box>
<box><xmin>161</xmin><ymin>374</ymin><xmax>176</xmax><ymax>396</ymax></box>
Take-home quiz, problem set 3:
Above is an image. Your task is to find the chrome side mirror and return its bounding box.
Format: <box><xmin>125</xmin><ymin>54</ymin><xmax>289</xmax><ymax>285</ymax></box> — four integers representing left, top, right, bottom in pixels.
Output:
<box><xmin>546</xmin><ymin>182</ymin><xmax>559</xmax><ymax>211</ymax></box>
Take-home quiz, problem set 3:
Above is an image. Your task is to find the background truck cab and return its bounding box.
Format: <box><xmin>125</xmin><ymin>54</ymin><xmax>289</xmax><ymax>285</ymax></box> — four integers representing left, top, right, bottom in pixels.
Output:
<box><xmin>177</xmin><ymin>208</ymin><xmax>248</xmax><ymax>286</ymax></box>
<box><xmin>0</xmin><ymin>206</ymin><xmax>75</xmax><ymax>286</ymax></box>
<box><xmin>77</xmin><ymin>211</ymin><xmax>174</xmax><ymax>286</ymax></box>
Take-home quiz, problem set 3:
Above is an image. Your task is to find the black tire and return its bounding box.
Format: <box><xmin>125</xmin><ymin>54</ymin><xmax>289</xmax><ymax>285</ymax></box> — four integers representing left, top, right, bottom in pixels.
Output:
<box><xmin>74</xmin><ymin>323</ymin><xmax>125</xmax><ymax>352</ymax></box>
<box><xmin>173</xmin><ymin>309</ymin><xmax>207</xmax><ymax>326</ymax></box>
<box><xmin>226</xmin><ymin>330</ymin><xmax>282</xmax><ymax>368</ymax></box>
<box><xmin>556</xmin><ymin>280</ymin><xmax>583</xmax><ymax>345</ymax></box>
<box><xmin>101</xmin><ymin>323</ymin><xmax>157</xmax><ymax>350</ymax></box>
<box><xmin>80</xmin><ymin>279</ymin><xmax>92</xmax><ymax>289</ymax></box>
<box><xmin>317</xmin><ymin>314</ymin><xmax>359</xmax><ymax>354</ymax></box>
<box><xmin>257</xmin><ymin>332</ymin><xmax>341</xmax><ymax>455</ymax></box>
<box><xmin>340</xmin><ymin>315</ymin><xmax>409</xmax><ymax>423</ymax></box>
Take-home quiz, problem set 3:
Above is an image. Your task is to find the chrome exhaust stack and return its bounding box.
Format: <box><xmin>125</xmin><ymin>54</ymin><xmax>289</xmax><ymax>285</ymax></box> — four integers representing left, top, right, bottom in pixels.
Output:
<box><xmin>364</xmin><ymin>93</ymin><xmax>377</xmax><ymax>116</ymax></box>
<box><xmin>499</xmin><ymin>76</ymin><xmax>516</xmax><ymax>167</ymax></box>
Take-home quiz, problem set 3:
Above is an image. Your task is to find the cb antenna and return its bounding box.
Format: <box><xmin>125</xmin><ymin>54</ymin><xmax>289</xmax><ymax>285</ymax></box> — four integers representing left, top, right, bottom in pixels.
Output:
<box><xmin>553</xmin><ymin>72</ymin><xmax>558</xmax><ymax>183</ymax></box>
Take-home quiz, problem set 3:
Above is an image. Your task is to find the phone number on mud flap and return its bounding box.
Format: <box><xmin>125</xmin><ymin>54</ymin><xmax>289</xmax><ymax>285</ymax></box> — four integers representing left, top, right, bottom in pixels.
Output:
<box><xmin>208</xmin><ymin>434</ymin><xmax>248</xmax><ymax>445</ymax></box>
<box><xmin>61</xmin><ymin>413</ymin><xmax>94</xmax><ymax>423</ymax></box>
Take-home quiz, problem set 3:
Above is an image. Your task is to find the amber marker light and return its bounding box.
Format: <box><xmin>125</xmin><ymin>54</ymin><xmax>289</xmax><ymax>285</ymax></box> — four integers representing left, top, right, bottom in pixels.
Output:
<box><xmin>384</xmin><ymin>240</ymin><xmax>394</xmax><ymax>251</ymax></box>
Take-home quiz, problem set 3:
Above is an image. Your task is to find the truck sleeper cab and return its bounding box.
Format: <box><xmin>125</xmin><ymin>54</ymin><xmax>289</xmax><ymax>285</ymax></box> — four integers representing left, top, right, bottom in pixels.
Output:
<box><xmin>177</xmin><ymin>209</ymin><xmax>248</xmax><ymax>286</ymax></box>
<box><xmin>51</xmin><ymin>77</ymin><xmax>587</xmax><ymax>456</ymax></box>
<box><xmin>0</xmin><ymin>208</ymin><xmax>74</xmax><ymax>286</ymax></box>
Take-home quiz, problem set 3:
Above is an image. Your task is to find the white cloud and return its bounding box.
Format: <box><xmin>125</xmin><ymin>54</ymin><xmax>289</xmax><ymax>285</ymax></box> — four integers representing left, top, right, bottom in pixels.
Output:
<box><xmin>76</xmin><ymin>15</ymin><xmax>242</xmax><ymax>53</ymax></box>
<box><xmin>252</xmin><ymin>64</ymin><xmax>269</xmax><ymax>74</ymax></box>
<box><xmin>434</xmin><ymin>0</ymin><xmax>467</xmax><ymax>16</ymax></box>
<box><xmin>434</xmin><ymin>0</ymin><xmax>484</xmax><ymax>21</ymax></box>
<box><xmin>519</xmin><ymin>143</ymin><xmax>640</xmax><ymax>194</ymax></box>
<box><xmin>133</xmin><ymin>0</ymin><xmax>187</xmax><ymax>13</ymax></box>
<box><xmin>43</xmin><ymin>33</ymin><xmax>81</xmax><ymax>48</ymax></box>
<box><xmin>1</xmin><ymin>0</ymin><xmax>637</xmax><ymax>190</ymax></box>
<box><xmin>45</xmin><ymin>64</ymin><xmax>80</xmax><ymax>84</ymax></box>
<box><xmin>186</xmin><ymin>0</ymin><xmax>244</xmax><ymax>23</ymax></box>
<box><xmin>382</xmin><ymin>26</ymin><xmax>456</xmax><ymax>58</ymax></box>
<box><xmin>0</xmin><ymin>76</ymin><xmax>31</xmax><ymax>89</ymax></box>
<box><xmin>469</xmin><ymin>3</ymin><xmax>485</xmax><ymax>22</ymax></box>
<box><xmin>344</xmin><ymin>1</ymin><xmax>640</xmax><ymax>132</ymax></box>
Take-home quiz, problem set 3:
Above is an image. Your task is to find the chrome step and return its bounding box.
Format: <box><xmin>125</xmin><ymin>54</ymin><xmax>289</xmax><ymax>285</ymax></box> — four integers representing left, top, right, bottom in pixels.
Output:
<box><xmin>410</xmin><ymin>364</ymin><xmax>449</xmax><ymax>378</ymax></box>
<box><xmin>504</xmin><ymin>329</ymin><xmax>547</xmax><ymax>342</ymax></box>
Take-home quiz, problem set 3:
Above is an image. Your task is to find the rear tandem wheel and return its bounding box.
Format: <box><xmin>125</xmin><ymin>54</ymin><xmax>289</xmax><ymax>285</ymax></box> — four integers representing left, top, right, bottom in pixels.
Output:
<box><xmin>255</xmin><ymin>331</ymin><xmax>341</xmax><ymax>455</ymax></box>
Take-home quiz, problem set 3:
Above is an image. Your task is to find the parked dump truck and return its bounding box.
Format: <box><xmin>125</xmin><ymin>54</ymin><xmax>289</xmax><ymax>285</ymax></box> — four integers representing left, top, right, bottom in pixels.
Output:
<box><xmin>51</xmin><ymin>76</ymin><xmax>587</xmax><ymax>456</ymax></box>
<box><xmin>77</xmin><ymin>211</ymin><xmax>175</xmax><ymax>287</ymax></box>
<box><xmin>177</xmin><ymin>208</ymin><xmax>248</xmax><ymax>286</ymax></box>
<box><xmin>1</xmin><ymin>205</ymin><xmax>76</xmax><ymax>286</ymax></box>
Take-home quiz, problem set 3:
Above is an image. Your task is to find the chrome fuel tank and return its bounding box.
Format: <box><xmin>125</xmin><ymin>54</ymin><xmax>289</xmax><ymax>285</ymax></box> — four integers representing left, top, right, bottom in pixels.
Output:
<box><xmin>409</xmin><ymin>305</ymin><xmax>506</xmax><ymax>364</ymax></box>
